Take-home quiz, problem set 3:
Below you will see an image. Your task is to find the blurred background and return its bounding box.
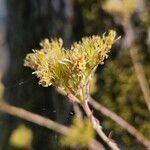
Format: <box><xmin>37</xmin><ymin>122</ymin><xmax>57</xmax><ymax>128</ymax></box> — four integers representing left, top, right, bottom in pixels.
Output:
<box><xmin>0</xmin><ymin>0</ymin><xmax>149</xmax><ymax>149</ymax></box>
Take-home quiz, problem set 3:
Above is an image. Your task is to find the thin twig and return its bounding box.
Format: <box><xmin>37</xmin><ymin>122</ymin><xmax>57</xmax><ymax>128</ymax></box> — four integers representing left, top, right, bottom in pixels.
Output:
<box><xmin>67</xmin><ymin>91</ymin><xmax>120</xmax><ymax>150</ymax></box>
<box><xmin>89</xmin><ymin>139</ymin><xmax>106</xmax><ymax>150</ymax></box>
<box><xmin>129</xmin><ymin>48</ymin><xmax>150</xmax><ymax>111</ymax></box>
<box><xmin>73</xmin><ymin>102</ymin><xmax>83</xmax><ymax>119</ymax></box>
<box><xmin>89</xmin><ymin>97</ymin><xmax>150</xmax><ymax>149</ymax></box>
<box><xmin>123</xmin><ymin>21</ymin><xmax>150</xmax><ymax>112</ymax></box>
<box><xmin>0</xmin><ymin>101</ymin><xmax>104</xmax><ymax>150</ymax></box>
<box><xmin>72</xmin><ymin>102</ymin><xmax>105</xmax><ymax>150</ymax></box>
<box><xmin>0</xmin><ymin>102</ymin><xmax>69</xmax><ymax>135</ymax></box>
<box><xmin>81</xmin><ymin>100</ymin><xmax>120</xmax><ymax>150</ymax></box>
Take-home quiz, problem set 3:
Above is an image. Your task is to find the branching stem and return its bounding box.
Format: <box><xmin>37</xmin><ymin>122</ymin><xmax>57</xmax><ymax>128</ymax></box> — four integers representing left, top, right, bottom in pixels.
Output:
<box><xmin>89</xmin><ymin>97</ymin><xmax>150</xmax><ymax>149</ymax></box>
<box><xmin>81</xmin><ymin>100</ymin><xmax>120</xmax><ymax>150</ymax></box>
<box><xmin>0</xmin><ymin>102</ymin><xmax>69</xmax><ymax>135</ymax></box>
<box><xmin>0</xmin><ymin>101</ymin><xmax>104</xmax><ymax>149</ymax></box>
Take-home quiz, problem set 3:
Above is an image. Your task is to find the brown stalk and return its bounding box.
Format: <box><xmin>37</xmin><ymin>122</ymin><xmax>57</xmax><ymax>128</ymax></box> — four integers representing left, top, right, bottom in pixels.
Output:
<box><xmin>129</xmin><ymin>48</ymin><xmax>150</xmax><ymax>111</ymax></box>
<box><xmin>81</xmin><ymin>100</ymin><xmax>120</xmax><ymax>150</ymax></box>
<box><xmin>88</xmin><ymin>97</ymin><xmax>150</xmax><ymax>149</ymax></box>
<box><xmin>0</xmin><ymin>101</ymin><xmax>105</xmax><ymax>150</ymax></box>
<box><xmin>123</xmin><ymin>21</ymin><xmax>150</xmax><ymax>112</ymax></box>
<box><xmin>0</xmin><ymin>102</ymin><xmax>69</xmax><ymax>135</ymax></box>
<box><xmin>72</xmin><ymin>102</ymin><xmax>105</xmax><ymax>150</ymax></box>
<box><xmin>67</xmin><ymin>82</ymin><xmax>120</xmax><ymax>150</ymax></box>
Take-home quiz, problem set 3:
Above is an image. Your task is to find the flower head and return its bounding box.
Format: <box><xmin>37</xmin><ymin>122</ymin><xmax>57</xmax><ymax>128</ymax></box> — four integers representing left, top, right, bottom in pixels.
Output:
<box><xmin>24</xmin><ymin>30</ymin><xmax>117</xmax><ymax>102</ymax></box>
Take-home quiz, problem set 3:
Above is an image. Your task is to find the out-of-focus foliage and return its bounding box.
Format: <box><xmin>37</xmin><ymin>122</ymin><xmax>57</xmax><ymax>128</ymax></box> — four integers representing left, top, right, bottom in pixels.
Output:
<box><xmin>103</xmin><ymin>0</ymin><xmax>137</xmax><ymax>20</ymax></box>
<box><xmin>89</xmin><ymin>74</ymin><xmax>98</xmax><ymax>95</ymax></box>
<box><xmin>60</xmin><ymin>117</ymin><xmax>94</xmax><ymax>148</ymax></box>
<box><xmin>9</xmin><ymin>125</ymin><xmax>33</xmax><ymax>149</ymax></box>
<box><xmin>141</xmin><ymin>2</ymin><xmax>150</xmax><ymax>27</ymax></box>
<box><xmin>97</xmin><ymin>57</ymin><xmax>150</xmax><ymax>147</ymax></box>
<box><xmin>24</xmin><ymin>31</ymin><xmax>117</xmax><ymax>102</ymax></box>
<box><xmin>0</xmin><ymin>81</ymin><xmax>4</xmax><ymax>99</ymax></box>
<box><xmin>76</xmin><ymin>0</ymin><xmax>150</xmax><ymax>148</ymax></box>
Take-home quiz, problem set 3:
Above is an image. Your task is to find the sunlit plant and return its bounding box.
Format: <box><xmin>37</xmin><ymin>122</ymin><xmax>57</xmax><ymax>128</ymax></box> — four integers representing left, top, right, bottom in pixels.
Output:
<box><xmin>103</xmin><ymin>0</ymin><xmax>137</xmax><ymax>21</ymax></box>
<box><xmin>24</xmin><ymin>30</ymin><xmax>121</xmax><ymax>150</ymax></box>
<box><xmin>24</xmin><ymin>30</ymin><xmax>117</xmax><ymax>103</ymax></box>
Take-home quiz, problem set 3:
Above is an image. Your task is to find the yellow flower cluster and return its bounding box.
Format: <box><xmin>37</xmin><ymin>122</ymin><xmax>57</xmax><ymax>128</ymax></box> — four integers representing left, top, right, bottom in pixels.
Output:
<box><xmin>24</xmin><ymin>30</ymin><xmax>117</xmax><ymax>102</ymax></box>
<box><xmin>24</xmin><ymin>38</ymin><xmax>66</xmax><ymax>87</ymax></box>
<box><xmin>9</xmin><ymin>125</ymin><xmax>33</xmax><ymax>148</ymax></box>
<box><xmin>103</xmin><ymin>0</ymin><xmax>137</xmax><ymax>20</ymax></box>
<box><xmin>60</xmin><ymin>117</ymin><xmax>94</xmax><ymax>148</ymax></box>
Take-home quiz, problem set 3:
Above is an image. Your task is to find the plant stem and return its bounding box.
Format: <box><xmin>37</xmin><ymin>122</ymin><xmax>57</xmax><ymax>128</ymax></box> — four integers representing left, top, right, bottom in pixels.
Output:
<box><xmin>89</xmin><ymin>139</ymin><xmax>105</xmax><ymax>150</ymax></box>
<box><xmin>129</xmin><ymin>48</ymin><xmax>150</xmax><ymax>111</ymax></box>
<box><xmin>0</xmin><ymin>101</ymin><xmax>104</xmax><ymax>149</ymax></box>
<box><xmin>123</xmin><ymin>20</ymin><xmax>150</xmax><ymax>112</ymax></box>
<box><xmin>81</xmin><ymin>100</ymin><xmax>120</xmax><ymax>150</ymax></box>
<box><xmin>89</xmin><ymin>97</ymin><xmax>150</xmax><ymax>149</ymax></box>
<box><xmin>72</xmin><ymin>102</ymin><xmax>105</xmax><ymax>150</ymax></box>
<box><xmin>0</xmin><ymin>102</ymin><xmax>69</xmax><ymax>135</ymax></box>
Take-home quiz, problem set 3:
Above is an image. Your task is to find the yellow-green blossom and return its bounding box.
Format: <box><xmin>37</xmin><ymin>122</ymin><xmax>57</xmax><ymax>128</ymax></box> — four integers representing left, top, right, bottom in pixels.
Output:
<box><xmin>24</xmin><ymin>30</ymin><xmax>117</xmax><ymax>102</ymax></box>
<box><xmin>60</xmin><ymin>117</ymin><xmax>94</xmax><ymax>148</ymax></box>
<box><xmin>25</xmin><ymin>38</ymin><xmax>65</xmax><ymax>86</ymax></box>
<box><xmin>10</xmin><ymin>125</ymin><xmax>33</xmax><ymax>148</ymax></box>
<box><xmin>103</xmin><ymin>0</ymin><xmax>137</xmax><ymax>20</ymax></box>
